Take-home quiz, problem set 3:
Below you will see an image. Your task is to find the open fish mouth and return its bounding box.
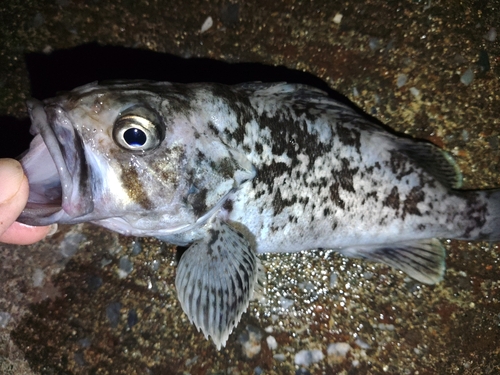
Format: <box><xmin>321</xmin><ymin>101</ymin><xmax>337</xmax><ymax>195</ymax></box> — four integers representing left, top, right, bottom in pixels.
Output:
<box><xmin>17</xmin><ymin>98</ymin><xmax>94</xmax><ymax>226</ymax></box>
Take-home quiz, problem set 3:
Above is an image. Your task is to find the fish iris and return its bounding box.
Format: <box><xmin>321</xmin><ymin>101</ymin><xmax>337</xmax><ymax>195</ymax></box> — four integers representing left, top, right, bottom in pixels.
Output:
<box><xmin>124</xmin><ymin>128</ymin><xmax>147</xmax><ymax>147</ymax></box>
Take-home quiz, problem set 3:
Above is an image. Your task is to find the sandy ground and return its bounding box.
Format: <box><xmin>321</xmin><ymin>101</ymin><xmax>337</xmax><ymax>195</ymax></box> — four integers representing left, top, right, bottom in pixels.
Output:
<box><xmin>0</xmin><ymin>0</ymin><xmax>499</xmax><ymax>374</ymax></box>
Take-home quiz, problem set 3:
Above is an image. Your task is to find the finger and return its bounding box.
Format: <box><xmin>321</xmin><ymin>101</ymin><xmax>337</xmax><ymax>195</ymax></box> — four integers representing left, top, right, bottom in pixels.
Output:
<box><xmin>0</xmin><ymin>222</ymin><xmax>55</xmax><ymax>245</ymax></box>
<box><xmin>0</xmin><ymin>159</ymin><xmax>29</xmax><ymax>236</ymax></box>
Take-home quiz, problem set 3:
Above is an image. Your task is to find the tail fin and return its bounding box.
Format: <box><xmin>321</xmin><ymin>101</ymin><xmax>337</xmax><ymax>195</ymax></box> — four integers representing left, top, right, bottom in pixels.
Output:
<box><xmin>466</xmin><ymin>189</ymin><xmax>500</xmax><ymax>241</ymax></box>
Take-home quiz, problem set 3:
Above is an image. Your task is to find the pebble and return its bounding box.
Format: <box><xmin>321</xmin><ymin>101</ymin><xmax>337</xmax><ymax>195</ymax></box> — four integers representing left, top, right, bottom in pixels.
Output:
<box><xmin>327</xmin><ymin>342</ymin><xmax>352</xmax><ymax>357</ymax></box>
<box><xmin>200</xmin><ymin>16</ymin><xmax>213</xmax><ymax>33</ymax></box>
<box><xmin>60</xmin><ymin>232</ymin><xmax>85</xmax><ymax>258</ymax></box>
<box><xmin>477</xmin><ymin>50</ymin><xmax>490</xmax><ymax>73</ymax></box>
<box><xmin>396</xmin><ymin>73</ymin><xmax>408</xmax><ymax>88</ymax></box>
<box><xmin>131</xmin><ymin>239</ymin><xmax>142</xmax><ymax>256</ymax></box>
<box><xmin>239</xmin><ymin>325</ymin><xmax>263</xmax><ymax>359</ymax></box>
<box><xmin>279</xmin><ymin>297</ymin><xmax>294</xmax><ymax>310</ymax></box>
<box><xmin>118</xmin><ymin>256</ymin><xmax>133</xmax><ymax>278</ymax></box>
<box><xmin>484</xmin><ymin>27</ymin><xmax>497</xmax><ymax>42</ymax></box>
<box><xmin>333</xmin><ymin>13</ymin><xmax>343</xmax><ymax>24</ymax></box>
<box><xmin>294</xmin><ymin>349</ymin><xmax>324</xmax><ymax>366</ymax></box>
<box><xmin>78</xmin><ymin>338</ymin><xmax>91</xmax><ymax>348</ymax></box>
<box><xmin>74</xmin><ymin>351</ymin><xmax>86</xmax><ymax>366</ymax></box>
<box><xmin>106</xmin><ymin>301</ymin><xmax>122</xmax><ymax>328</ymax></box>
<box><xmin>185</xmin><ymin>356</ymin><xmax>198</xmax><ymax>366</ymax></box>
<box><xmin>378</xmin><ymin>323</ymin><xmax>395</xmax><ymax>330</ymax></box>
<box><xmin>273</xmin><ymin>353</ymin><xmax>286</xmax><ymax>362</ymax></box>
<box><xmin>355</xmin><ymin>337</ymin><xmax>371</xmax><ymax>349</ymax></box>
<box><xmin>32</xmin><ymin>268</ymin><xmax>45</xmax><ymax>287</ymax></box>
<box><xmin>329</xmin><ymin>272</ymin><xmax>338</xmax><ymax>287</ymax></box>
<box><xmin>409</xmin><ymin>87</ymin><xmax>420</xmax><ymax>98</ymax></box>
<box><xmin>86</xmin><ymin>275</ymin><xmax>103</xmax><ymax>292</ymax></box>
<box><xmin>369</xmin><ymin>37</ymin><xmax>381</xmax><ymax>51</ymax></box>
<box><xmin>460</xmin><ymin>68</ymin><xmax>474</xmax><ymax>85</ymax></box>
<box><xmin>266</xmin><ymin>335</ymin><xmax>278</xmax><ymax>350</ymax></box>
<box><xmin>127</xmin><ymin>309</ymin><xmax>139</xmax><ymax>328</ymax></box>
<box><xmin>0</xmin><ymin>312</ymin><xmax>11</xmax><ymax>328</ymax></box>
<box><xmin>32</xmin><ymin>12</ymin><xmax>45</xmax><ymax>28</ymax></box>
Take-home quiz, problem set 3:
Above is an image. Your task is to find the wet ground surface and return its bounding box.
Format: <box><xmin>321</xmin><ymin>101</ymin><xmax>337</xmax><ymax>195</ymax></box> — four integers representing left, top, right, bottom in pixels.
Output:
<box><xmin>1</xmin><ymin>0</ymin><xmax>499</xmax><ymax>374</ymax></box>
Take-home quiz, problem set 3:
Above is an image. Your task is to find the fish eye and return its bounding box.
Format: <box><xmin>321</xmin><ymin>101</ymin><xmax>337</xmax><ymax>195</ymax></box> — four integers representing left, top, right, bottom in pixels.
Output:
<box><xmin>113</xmin><ymin>106</ymin><xmax>165</xmax><ymax>152</ymax></box>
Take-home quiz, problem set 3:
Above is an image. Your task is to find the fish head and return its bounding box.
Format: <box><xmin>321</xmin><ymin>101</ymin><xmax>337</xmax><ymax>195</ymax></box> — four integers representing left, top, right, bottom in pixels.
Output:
<box><xmin>18</xmin><ymin>81</ymin><xmax>255</xmax><ymax>239</ymax></box>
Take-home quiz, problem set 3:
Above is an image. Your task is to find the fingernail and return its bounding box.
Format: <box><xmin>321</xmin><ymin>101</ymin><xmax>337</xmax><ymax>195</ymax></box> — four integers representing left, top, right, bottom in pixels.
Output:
<box><xmin>0</xmin><ymin>159</ymin><xmax>25</xmax><ymax>203</ymax></box>
<box><xmin>46</xmin><ymin>223</ymin><xmax>58</xmax><ymax>236</ymax></box>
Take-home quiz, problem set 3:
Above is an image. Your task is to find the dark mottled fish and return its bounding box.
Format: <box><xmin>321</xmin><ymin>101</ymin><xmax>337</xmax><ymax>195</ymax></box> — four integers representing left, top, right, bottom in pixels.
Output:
<box><xmin>18</xmin><ymin>81</ymin><xmax>500</xmax><ymax>349</ymax></box>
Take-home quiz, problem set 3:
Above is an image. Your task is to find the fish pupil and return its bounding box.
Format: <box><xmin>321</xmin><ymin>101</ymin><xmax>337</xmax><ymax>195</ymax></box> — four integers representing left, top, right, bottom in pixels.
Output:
<box><xmin>123</xmin><ymin>128</ymin><xmax>147</xmax><ymax>147</ymax></box>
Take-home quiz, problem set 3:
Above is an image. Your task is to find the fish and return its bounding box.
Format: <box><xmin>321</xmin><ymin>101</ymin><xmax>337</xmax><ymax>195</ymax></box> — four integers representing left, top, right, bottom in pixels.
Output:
<box><xmin>17</xmin><ymin>80</ymin><xmax>500</xmax><ymax>349</ymax></box>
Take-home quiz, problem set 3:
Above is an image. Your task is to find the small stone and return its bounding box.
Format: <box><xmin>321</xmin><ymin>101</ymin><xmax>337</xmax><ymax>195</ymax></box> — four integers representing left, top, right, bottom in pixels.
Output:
<box><xmin>86</xmin><ymin>275</ymin><xmax>103</xmax><ymax>292</ymax></box>
<box><xmin>294</xmin><ymin>349</ymin><xmax>324</xmax><ymax>366</ymax></box>
<box><xmin>118</xmin><ymin>256</ymin><xmax>133</xmax><ymax>278</ymax></box>
<box><xmin>273</xmin><ymin>353</ymin><xmax>286</xmax><ymax>362</ymax></box>
<box><xmin>127</xmin><ymin>309</ymin><xmax>139</xmax><ymax>328</ymax></box>
<box><xmin>78</xmin><ymin>338</ymin><xmax>91</xmax><ymax>348</ymax></box>
<box><xmin>185</xmin><ymin>356</ymin><xmax>198</xmax><ymax>366</ymax></box>
<box><xmin>409</xmin><ymin>87</ymin><xmax>420</xmax><ymax>98</ymax></box>
<box><xmin>33</xmin><ymin>268</ymin><xmax>45</xmax><ymax>287</ymax></box>
<box><xmin>0</xmin><ymin>312</ymin><xmax>11</xmax><ymax>328</ymax></box>
<box><xmin>327</xmin><ymin>342</ymin><xmax>352</xmax><ymax>364</ymax></box>
<box><xmin>131</xmin><ymin>239</ymin><xmax>142</xmax><ymax>256</ymax></box>
<box><xmin>484</xmin><ymin>27</ymin><xmax>497</xmax><ymax>42</ymax></box>
<box><xmin>330</xmin><ymin>272</ymin><xmax>338</xmax><ymax>287</ymax></box>
<box><xmin>362</xmin><ymin>271</ymin><xmax>374</xmax><ymax>280</ymax></box>
<box><xmin>396</xmin><ymin>74</ymin><xmax>408</xmax><ymax>88</ymax></box>
<box><xmin>239</xmin><ymin>325</ymin><xmax>263</xmax><ymax>359</ymax></box>
<box><xmin>33</xmin><ymin>12</ymin><xmax>45</xmax><ymax>28</ymax></box>
<box><xmin>327</xmin><ymin>342</ymin><xmax>351</xmax><ymax>357</ymax></box>
<box><xmin>369</xmin><ymin>38</ymin><xmax>381</xmax><ymax>51</ymax></box>
<box><xmin>355</xmin><ymin>337</ymin><xmax>371</xmax><ymax>349</ymax></box>
<box><xmin>106</xmin><ymin>302</ymin><xmax>122</xmax><ymax>328</ymax></box>
<box><xmin>43</xmin><ymin>45</ymin><xmax>53</xmax><ymax>54</ymax></box>
<box><xmin>74</xmin><ymin>351</ymin><xmax>86</xmax><ymax>366</ymax></box>
<box><xmin>279</xmin><ymin>297</ymin><xmax>294</xmax><ymax>310</ymax></box>
<box><xmin>266</xmin><ymin>335</ymin><xmax>278</xmax><ymax>350</ymax></box>
<box><xmin>378</xmin><ymin>323</ymin><xmax>395</xmax><ymax>330</ymax></box>
<box><xmin>477</xmin><ymin>50</ymin><xmax>490</xmax><ymax>73</ymax></box>
<box><xmin>333</xmin><ymin>13</ymin><xmax>343</xmax><ymax>24</ymax></box>
<box><xmin>60</xmin><ymin>232</ymin><xmax>85</xmax><ymax>258</ymax></box>
<box><xmin>460</xmin><ymin>68</ymin><xmax>474</xmax><ymax>85</ymax></box>
<box><xmin>200</xmin><ymin>16</ymin><xmax>213</xmax><ymax>33</ymax></box>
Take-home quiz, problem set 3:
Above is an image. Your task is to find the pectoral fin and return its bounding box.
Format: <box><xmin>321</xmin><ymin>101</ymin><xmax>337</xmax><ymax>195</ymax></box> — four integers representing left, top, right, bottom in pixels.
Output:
<box><xmin>342</xmin><ymin>238</ymin><xmax>445</xmax><ymax>284</ymax></box>
<box><xmin>175</xmin><ymin>219</ymin><xmax>263</xmax><ymax>350</ymax></box>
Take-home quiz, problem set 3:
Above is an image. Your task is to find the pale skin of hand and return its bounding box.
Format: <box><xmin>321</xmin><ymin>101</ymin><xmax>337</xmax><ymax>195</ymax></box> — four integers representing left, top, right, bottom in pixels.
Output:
<box><xmin>0</xmin><ymin>158</ymin><xmax>53</xmax><ymax>245</ymax></box>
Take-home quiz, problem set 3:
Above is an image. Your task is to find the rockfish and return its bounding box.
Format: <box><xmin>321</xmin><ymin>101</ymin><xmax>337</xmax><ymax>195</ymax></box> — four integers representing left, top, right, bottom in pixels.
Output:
<box><xmin>18</xmin><ymin>81</ymin><xmax>500</xmax><ymax>349</ymax></box>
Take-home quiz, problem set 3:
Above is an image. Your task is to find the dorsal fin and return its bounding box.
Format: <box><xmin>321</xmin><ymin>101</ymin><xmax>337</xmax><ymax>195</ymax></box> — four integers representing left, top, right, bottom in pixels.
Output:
<box><xmin>398</xmin><ymin>139</ymin><xmax>463</xmax><ymax>189</ymax></box>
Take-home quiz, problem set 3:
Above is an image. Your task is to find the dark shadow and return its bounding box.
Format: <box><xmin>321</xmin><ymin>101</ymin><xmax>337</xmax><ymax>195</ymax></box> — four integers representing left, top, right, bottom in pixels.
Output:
<box><xmin>24</xmin><ymin>43</ymin><xmax>342</xmax><ymax>100</ymax></box>
<box><xmin>0</xmin><ymin>116</ymin><xmax>33</xmax><ymax>158</ymax></box>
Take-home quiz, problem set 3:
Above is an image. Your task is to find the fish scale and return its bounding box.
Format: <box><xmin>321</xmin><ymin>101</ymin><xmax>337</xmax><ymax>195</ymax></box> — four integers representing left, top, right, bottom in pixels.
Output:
<box><xmin>17</xmin><ymin>80</ymin><xmax>500</xmax><ymax>349</ymax></box>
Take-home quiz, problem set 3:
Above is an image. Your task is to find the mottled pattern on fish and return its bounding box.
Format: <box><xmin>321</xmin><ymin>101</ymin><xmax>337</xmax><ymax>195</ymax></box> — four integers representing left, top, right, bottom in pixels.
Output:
<box><xmin>18</xmin><ymin>81</ymin><xmax>500</xmax><ymax>349</ymax></box>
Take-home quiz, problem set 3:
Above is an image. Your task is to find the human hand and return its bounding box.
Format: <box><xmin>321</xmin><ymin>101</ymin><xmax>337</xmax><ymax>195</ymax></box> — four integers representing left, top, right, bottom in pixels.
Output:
<box><xmin>0</xmin><ymin>158</ymin><xmax>55</xmax><ymax>245</ymax></box>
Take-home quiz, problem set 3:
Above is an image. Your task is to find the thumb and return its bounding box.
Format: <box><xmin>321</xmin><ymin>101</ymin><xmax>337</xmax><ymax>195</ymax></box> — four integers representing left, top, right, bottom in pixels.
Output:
<box><xmin>0</xmin><ymin>158</ymin><xmax>29</xmax><ymax>236</ymax></box>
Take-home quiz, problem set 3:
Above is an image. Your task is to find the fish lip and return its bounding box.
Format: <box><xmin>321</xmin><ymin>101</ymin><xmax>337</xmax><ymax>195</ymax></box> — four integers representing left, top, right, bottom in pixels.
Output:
<box><xmin>17</xmin><ymin>98</ymin><xmax>94</xmax><ymax>225</ymax></box>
